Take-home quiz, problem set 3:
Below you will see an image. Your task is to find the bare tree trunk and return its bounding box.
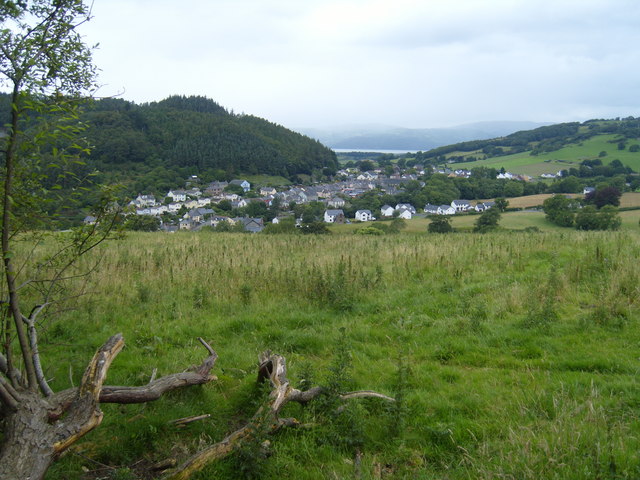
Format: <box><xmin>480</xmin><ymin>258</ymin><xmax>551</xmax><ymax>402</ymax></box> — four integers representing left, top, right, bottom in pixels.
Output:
<box><xmin>0</xmin><ymin>336</ymin><xmax>218</xmax><ymax>480</ymax></box>
<box><xmin>0</xmin><ymin>395</ymin><xmax>59</xmax><ymax>480</ymax></box>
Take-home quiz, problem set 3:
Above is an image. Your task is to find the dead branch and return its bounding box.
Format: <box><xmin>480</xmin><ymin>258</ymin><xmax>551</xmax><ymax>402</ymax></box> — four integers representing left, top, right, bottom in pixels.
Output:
<box><xmin>164</xmin><ymin>351</ymin><xmax>394</xmax><ymax>480</ymax></box>
<box><xmin>52</xmin><ymin>333</ymin><xmax>124</xmax><ymax>454</ymax></box>
<box><xmin>23</xmin><ymin>305</ymin><xmax>54</xmax><ymax>396</ymax></box>
<box><xmin>51</xmin><ymin>337</ymin><xmax>217</xmax><ymax>409</ymax></box>
<box><xmin>0</xmin><ymin>374</ymin><xmax>19</xmax><ymax>410</ymax></box>
<box><xmin>169</xmin><ymin>414</ymin><xmax>211</xmax><ymax>427</ymax></box>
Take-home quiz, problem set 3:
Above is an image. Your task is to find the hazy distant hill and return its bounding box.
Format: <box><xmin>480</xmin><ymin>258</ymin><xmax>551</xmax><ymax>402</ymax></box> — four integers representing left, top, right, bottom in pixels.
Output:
<box><xmin>299</xmin><ymin>121</ymin><xmax>551</xmax><ymax>151</ymax></box>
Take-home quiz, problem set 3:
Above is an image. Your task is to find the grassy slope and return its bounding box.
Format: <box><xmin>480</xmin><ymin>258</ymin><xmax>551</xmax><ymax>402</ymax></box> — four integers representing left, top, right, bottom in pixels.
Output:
<box><xmin>36</xmin><ymin>229</ymin><xmax>640</xmax><ymax>479</ymax></box>
<box><xmin>243</xmin><ymin>174</ymin><xmax>292</xmax><ymax>187</ymax></box>
<box><xmin>448</xmin><ymin>134</ymin><xmax>640</xmax><ymax>174</ymax></box>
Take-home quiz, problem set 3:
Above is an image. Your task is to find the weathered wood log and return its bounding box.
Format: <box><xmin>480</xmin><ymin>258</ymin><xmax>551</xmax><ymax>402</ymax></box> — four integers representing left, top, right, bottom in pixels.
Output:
<box><xmin>0</xmin><ymin>336</ymin><xmax>218</xmax><ymax>480</ymax></box>
<box><xmin>164</xmin><ymin>351</ymin><xmax>394</xmax><ymax>480</ymax></box>
<box><xmin>50</xmin><ymin>337</ymin><xmax>217</xmax><ymax>413</ymax></box>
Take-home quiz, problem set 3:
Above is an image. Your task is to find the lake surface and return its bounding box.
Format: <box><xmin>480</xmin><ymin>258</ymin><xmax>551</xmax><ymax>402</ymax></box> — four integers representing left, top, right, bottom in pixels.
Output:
<box><xmin>333</xmin><ymin>148</ymin><xmax>417</xmax><ymax>154</ymax></box>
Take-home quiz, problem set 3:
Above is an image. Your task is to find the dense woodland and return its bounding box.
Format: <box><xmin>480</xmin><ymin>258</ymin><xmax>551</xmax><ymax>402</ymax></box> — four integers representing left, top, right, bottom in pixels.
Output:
<box><xmin>0</xmin><ymin>93</ymin><xmax>339</xmax><ymax>193</ymax></box>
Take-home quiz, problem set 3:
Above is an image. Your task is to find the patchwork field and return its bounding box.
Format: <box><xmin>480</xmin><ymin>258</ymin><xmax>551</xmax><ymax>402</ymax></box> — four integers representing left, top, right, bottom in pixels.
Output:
<box><xmin>448</xmin><ymin>134</ymin><xmax>640</xmax><ymax>174</ymax></box>
<box><xmin>27</xmin><ymin>228</ymin><xmax>640</xmax><ymax>479</ymax></box>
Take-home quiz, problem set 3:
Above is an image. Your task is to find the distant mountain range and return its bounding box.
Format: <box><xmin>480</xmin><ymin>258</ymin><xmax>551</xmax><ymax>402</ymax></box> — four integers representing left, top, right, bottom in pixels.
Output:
<box><xmin>298</xmin><ymin>121</ymin><xmax>553</xmax><ymax>151</ymax></box>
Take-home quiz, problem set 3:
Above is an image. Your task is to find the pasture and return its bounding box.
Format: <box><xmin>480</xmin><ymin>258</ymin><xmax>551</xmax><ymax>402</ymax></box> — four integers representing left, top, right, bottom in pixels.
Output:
<box><xmin>32</xmin><ymin>228</ymin><xmax>640</xmax><ymax>479</ymax></box>
<box><xmin>448</xmin><ymin>134</ymin><xmax>640</xmax><ymax>174</ymax></box>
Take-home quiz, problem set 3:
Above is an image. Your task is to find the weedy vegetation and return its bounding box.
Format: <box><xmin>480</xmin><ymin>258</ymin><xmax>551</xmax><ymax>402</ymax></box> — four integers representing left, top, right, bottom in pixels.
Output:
<box><xmin>24</xmin><ymin>229</ymin><xmax>640</xmax><ymax>479</ymax></box>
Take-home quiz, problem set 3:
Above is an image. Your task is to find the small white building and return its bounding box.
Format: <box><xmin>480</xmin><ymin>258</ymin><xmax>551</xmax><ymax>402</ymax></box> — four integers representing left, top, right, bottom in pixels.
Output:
<box><xmin>324</xmin><ymin>209</ymin><xmax>345</xmax><ymax>223</ymax></box>
<box><xmin>451</xmin><ymin>199</ymin><xmax>472</xmax><ymax>212</ymax></box>
<box><xmin>437</xmin><ymin>205</ymin><xmax>456</xmax><ymax>215</ymax></box>
<box><xmin>167</xmin><ymin>190</ymin><xmax>187</xmax><ymax>202</ymax></box>
<box><xmin>396</xmin><ymin>207</ymin><xmax>412</xmax><ymax>220</ymax></box>
<box><xmin>395</xmin><ymin>203</ymin><xmax>416</xmax><ymax>214</ymax></box>
<box><xmin>328</xmin><ymin>196</ymin><xmax>346</xmax><ymax>208</ymax></box>
<box><xmin>380</xmin><ymin>205</ymin><xmax>395</xmax><ymax>217</ymax></box>
<box><xmin>230</xmin><ymin>179</ymin><xmax>251</xmax><ymax>192</ymax></box>
<box><xmin>355</xmin><ymin>210</ymin><xmax>374</xmax><ymax>222</ymax></box>
<box><xmin>131</xmin><ymin>194</ymin><xmax>157</xmax><ymax>208</ymax></box>
<box><xmin>424</xmin><ymin>204</ymin><xmax>439</xmax><ymax>215</ymax></box>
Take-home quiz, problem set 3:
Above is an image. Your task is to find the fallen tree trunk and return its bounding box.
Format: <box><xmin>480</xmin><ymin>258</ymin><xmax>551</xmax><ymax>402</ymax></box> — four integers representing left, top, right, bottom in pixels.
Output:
<box><xmin>0</xmin><ymin>336</ymin><xmax>217</xmax><ymax>480</ymax></box>
<box><xmin>164</xmin><ymin>350</ymin><xmax>394</xmax><ymax>480</ymax></box>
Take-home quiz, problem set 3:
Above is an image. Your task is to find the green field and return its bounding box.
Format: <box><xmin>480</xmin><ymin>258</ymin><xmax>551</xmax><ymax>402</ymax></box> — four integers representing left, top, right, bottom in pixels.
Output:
<box><xmin>30</xmin><ymin>228</ymin><xmax>640</xmax><ymax>479</ymax></box>
<box><xmin>448</xmin><ymin>134</ymin><xmax>640</xmax><ymax>175</ymax></box>
<box><xmin>339</xmin><ymin>201</ymin><xmax>640</xmax><ymax>234</ymax></box>
<box><xmin>243</xmin><ymin>174</ymin><xmax>293</xmax><ymax>187</ymax></box>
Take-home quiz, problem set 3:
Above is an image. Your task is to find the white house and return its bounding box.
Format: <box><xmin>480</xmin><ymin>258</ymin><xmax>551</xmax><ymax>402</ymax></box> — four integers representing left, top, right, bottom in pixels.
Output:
<box><xmin>395</xmin><ymin>203</ymin><xmax>416</xmax><ymax>214</ymax></box>
<box><xmin>475</xmin><ymin>201</ymin><xmax>495</xmax><ymax>212</ymax></box>
<box><xmin>496</xmin><ymin>172</ymin><xmax>515</xmax><ymax>179</ymax></box>
<box><xmin>167</xmin><ymin>190</ymin><xmax>187</xmax><ymax>202</ymax></box>
<box><xmin>380</xmin><ymin>205</ymin><xmax>395</xmax><ymax>217</ymax></box>
<box><xmin>324</xmin><ymin>209</ymin><xmax>345</xmax><ymax>223</ymax></box>
<box><xmin>168</xmin><ymin>203</ymin><xmax>182</xmax><ymax>213</ymax></box>
<box><xmin>451</xmin><ymin>199</ymin><xmax>472</xmax><ymax>212</ymax></box>
<box><xmin>396</xmin><ymin>207</ymin><xmax>412</xmax><ymax>220</ymax></box>
<box><xmin>355</xmin><ymin>210</ymin><xmax>374</xmax><ymax>222</ymax></box>
<box><xmin>136</xmin><ymin>205</ymin><xmax>167</xmax><ymax>216</ymax></box>
<box><xmin>437</xmin><ymin>205</ymin><xmax>456</xmax><ymax>215</ymax></box>
<box><xmin>230</xmin><ymin>199</ymin><xmax>248</xmax><ymax>209</ymax></box>
<box><xmin>328</xmin><ymin>197</ymin><xmax>346</xmax><ymax>208</ymax></box>
<box><xmin>424</xmin><ymin>204</ymin><xmax>439</xmax><ymax>215</ymax></box>
<box><xmin>131</xmin><ymin>194</ymin><xmax>156</xmax><ymax>208</ymax></box>
<box><xmin>230</xmin><ymin>179</ymin><xmax>251</xmax><ymax>192</ymax></box>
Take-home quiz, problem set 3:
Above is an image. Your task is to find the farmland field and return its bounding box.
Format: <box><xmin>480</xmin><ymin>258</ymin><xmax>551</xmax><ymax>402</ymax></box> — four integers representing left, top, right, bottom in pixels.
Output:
<box><xmin>338</xmin><ymin>192</ymin><xmax>640</xmax><ymax>234</ymax></box>
<box><xmin>34</xmin><ymin>228</ymin><xmax>640</xmax><ymax>479</ymax></box>
<box><xmin>448</xmin><ymin>134</ymin><xmax>640</xmax><ymax>174</ymax></box>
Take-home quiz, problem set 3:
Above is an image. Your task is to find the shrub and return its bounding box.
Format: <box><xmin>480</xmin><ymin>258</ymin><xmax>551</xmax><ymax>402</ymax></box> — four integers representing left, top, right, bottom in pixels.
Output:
<box><xmin>428</xmin><ymin>215</ymin><xmax>453</xmax><ymax>233</ymax></box>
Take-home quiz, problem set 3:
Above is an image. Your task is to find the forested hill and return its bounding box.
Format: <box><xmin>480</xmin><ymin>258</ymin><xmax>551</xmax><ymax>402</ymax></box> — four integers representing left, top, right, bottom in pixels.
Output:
<box><xmin>0</xmin><ymin>94</ymin><xmax>338</xmax><ymax>193</ymax></box>
<box><xmin>82</xmin><ymin>95</ymin><xmax>338</xmax><ymax>191</ymax></box>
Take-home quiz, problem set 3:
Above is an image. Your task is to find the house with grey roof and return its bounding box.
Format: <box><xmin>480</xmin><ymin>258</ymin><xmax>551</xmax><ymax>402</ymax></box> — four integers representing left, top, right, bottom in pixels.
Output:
<box><xmin>324</xmin><ymin>209</ymin><xmax>345</xmax><ymax>224</ymax></box>
<box><xmin>355</xmin><ymin>210</ymin><xmax>374</xmax><ymax>222</ymax></box>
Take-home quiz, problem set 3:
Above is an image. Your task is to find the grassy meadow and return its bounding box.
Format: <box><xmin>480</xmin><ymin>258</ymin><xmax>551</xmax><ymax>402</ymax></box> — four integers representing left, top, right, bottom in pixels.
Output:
<box><xmin>29</xmin><ymin>228</ymin><xmax>640</xmax><ymax>479</ymax></box>
<box><xmin>447</xmin><ymin>134</ymin><xmax>640</xmax><ymax>175</ymax></box>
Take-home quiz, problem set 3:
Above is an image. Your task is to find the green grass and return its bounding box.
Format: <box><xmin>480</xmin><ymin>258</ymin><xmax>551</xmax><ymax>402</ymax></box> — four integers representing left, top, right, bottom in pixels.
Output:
<box><xmin>449</xmin><ymin>134</ymin><xmax>640</xmax><ymax>174</ymax></box>
<box><xmin>332</xmin><ymin>205</ymin><xmax>640</xmax><ymax>234</ymax></box>
<box><xmin>243</xmin><ymin>174</ymin><xmax>292</xmax><ymax>187</ymax></box>
<box><xmin>24</xmin><ymin>230</ymin><xmax>640</xmax><ymax>479</ymax></box>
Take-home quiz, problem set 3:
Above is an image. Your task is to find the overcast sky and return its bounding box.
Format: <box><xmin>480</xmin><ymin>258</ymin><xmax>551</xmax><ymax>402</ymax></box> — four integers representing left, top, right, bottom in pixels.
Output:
<box><xmin>80</xmin><ymin>0</ymin><xmax>640</xmax><ymax>130</ymax></box>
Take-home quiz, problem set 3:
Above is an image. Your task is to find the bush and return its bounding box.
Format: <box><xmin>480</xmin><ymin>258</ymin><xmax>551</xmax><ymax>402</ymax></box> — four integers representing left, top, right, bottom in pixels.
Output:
<box><xmin>543</xmin><ymin>195</ymin><xmax>578</xmax><ymax>227</ymax></box>
<box><xmin>124</xmin><ymin>215</ymin><xmax>160</xmax><ymax>232</ymax></box>
<box><xmin>575</xmin><ymin>205</ymin><xmax>621</xmax><ymax>231</ymax></box>
<box><xmin>356</xmin><ymin>226</ymin><xmax>384</xmax><ymax>235</ymax></box>
<box><xmin>428</xmin><ymin>215</ymin><xmax>453</xmax><ymax>233</ymax></box>
<box><xmin>473</xmin><ymin>208</ymin><xmax>501</xmax><ymax>233</ymax></box>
